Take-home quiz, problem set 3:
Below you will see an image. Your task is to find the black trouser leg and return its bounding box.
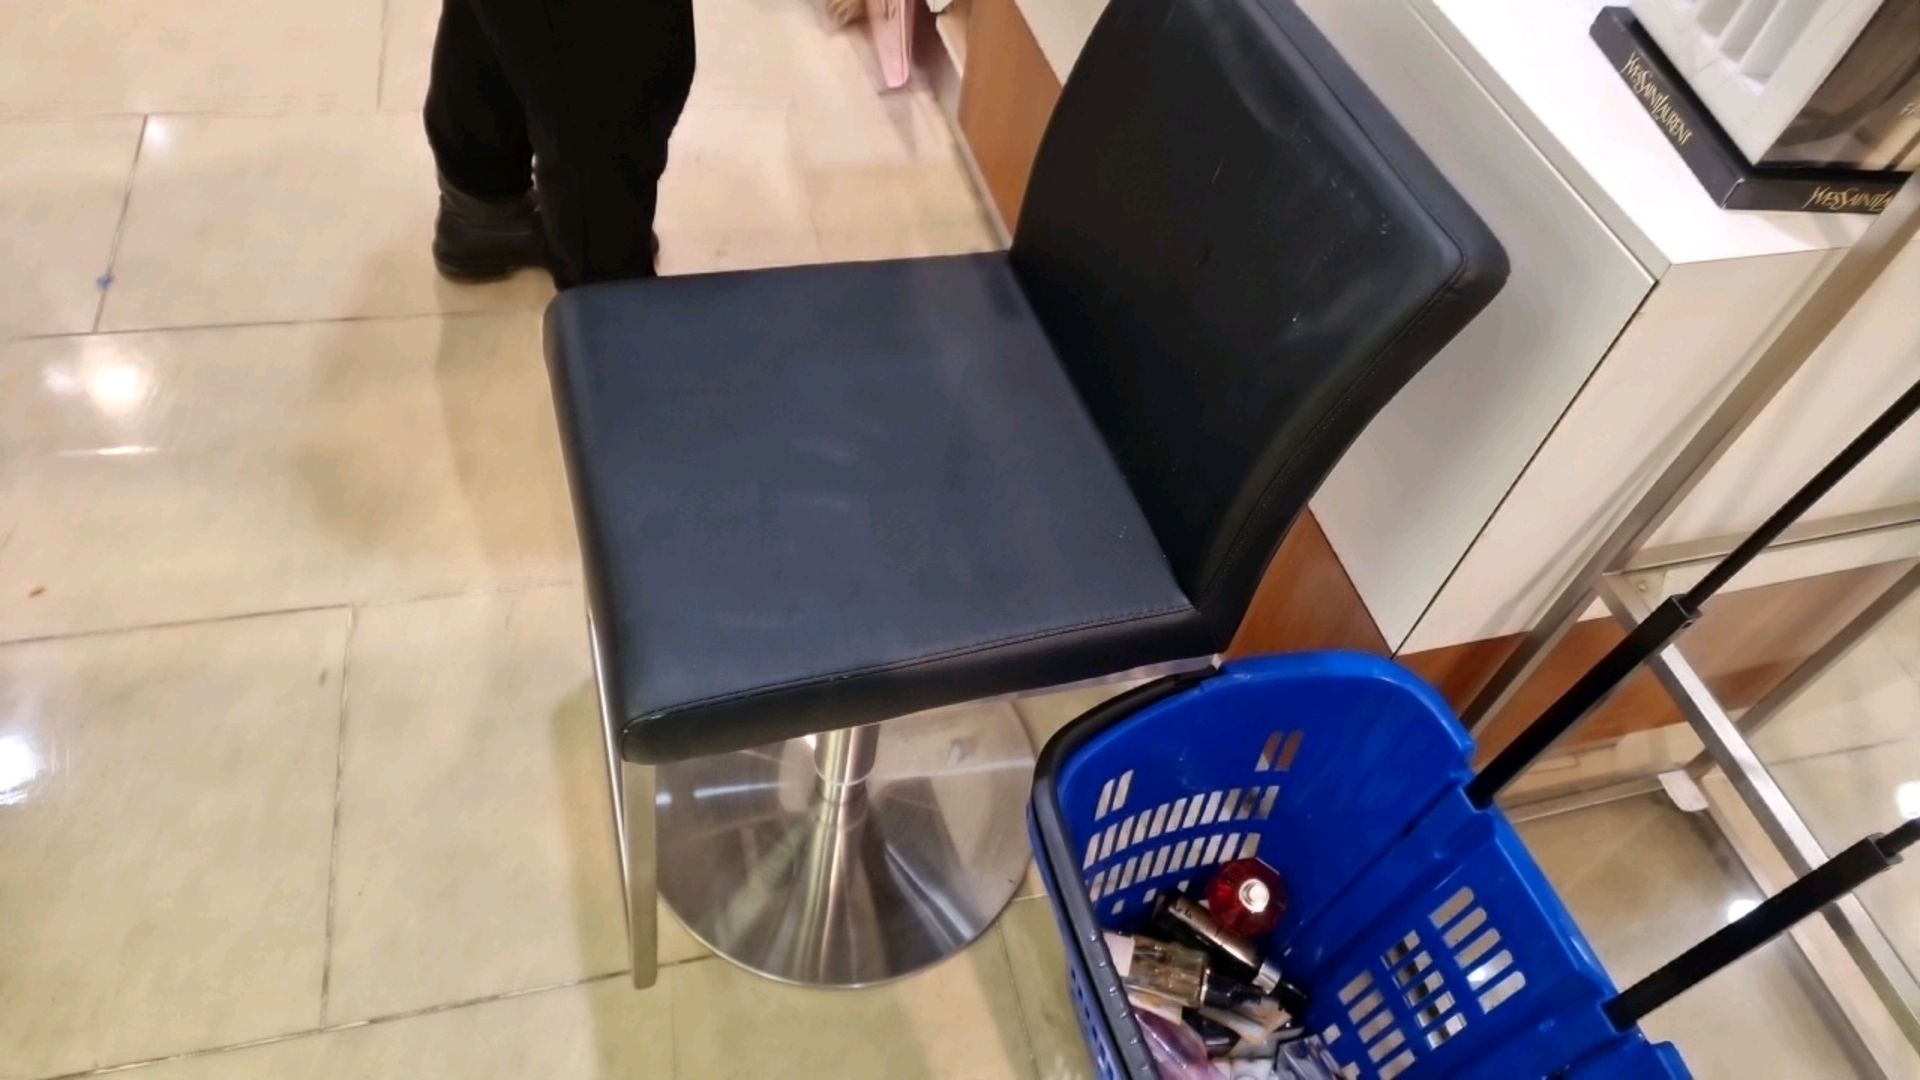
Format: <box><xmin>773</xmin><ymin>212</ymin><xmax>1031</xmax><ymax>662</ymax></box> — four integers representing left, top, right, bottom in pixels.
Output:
<box><xmin>424</xmin><ymin>0</ymin><xmax>534</xmax><ymax>200</ymax></box>
<box><xmin>425</xmin><ymin>0</ymin><xmax>695</xmax><ymax>286</ymax></box>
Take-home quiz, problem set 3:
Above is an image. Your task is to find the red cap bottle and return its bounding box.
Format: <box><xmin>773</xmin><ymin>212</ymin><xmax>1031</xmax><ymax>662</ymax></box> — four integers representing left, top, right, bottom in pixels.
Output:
<box><xmin>1207</xmin><ymin>858</ymin><xmax>1287</xmax><ymax>939</ymax></box>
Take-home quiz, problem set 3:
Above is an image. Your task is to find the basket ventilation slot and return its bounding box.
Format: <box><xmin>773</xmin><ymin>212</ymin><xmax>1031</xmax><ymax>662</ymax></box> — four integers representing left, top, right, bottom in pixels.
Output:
<box><xmin>1323</xmin><ymin>887</ymin><xmax>1531</xmax><ymax>1077</ymax></box>
<box><xmin>1080</xmin><ymin>751</ymin><xmax>1288</xmax><ymax>908</ymax></box>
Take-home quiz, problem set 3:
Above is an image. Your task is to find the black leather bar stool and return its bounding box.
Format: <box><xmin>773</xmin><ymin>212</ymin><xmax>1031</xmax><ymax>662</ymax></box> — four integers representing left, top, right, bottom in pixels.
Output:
<box><xmin>545</xmin><ymin>0</ymin><xmax>1507</xmax><ymax>988</ymax></box>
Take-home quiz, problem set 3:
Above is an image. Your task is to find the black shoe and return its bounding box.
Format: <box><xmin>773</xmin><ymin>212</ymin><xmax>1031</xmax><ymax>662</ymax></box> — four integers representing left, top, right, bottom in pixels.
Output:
<box><xmin>432</xmin><ymin>175</ymin><xmax>546</xmax><ymax>282</ymax></box>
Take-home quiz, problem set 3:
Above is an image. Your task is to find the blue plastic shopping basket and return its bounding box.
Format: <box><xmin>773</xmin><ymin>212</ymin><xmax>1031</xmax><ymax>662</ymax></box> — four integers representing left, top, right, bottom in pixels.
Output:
<box><xmin>1030</xmin><ymin>654</ymin><xmax>1685</xmax><ymax>1079</ymax></box>
<box><xmin>1029</xmin><ymin>379</ymin><xmax>1920</xmax><ymax>1079</ymax></box>
<box><xmin>1030</xmin><ymin>649</ymin><xmax>1920</xmax><ymax>1079</ymax></box>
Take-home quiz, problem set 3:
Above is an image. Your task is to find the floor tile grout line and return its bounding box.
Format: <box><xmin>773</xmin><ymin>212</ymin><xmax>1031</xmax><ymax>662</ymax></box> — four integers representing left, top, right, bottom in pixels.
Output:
<box><xmin>783</xmin><ymin>101</ymin><xmax>831</xmax><ymax>259</ymax></box>
<box><xmin>0</xmin><ymin>95</ymin><xmax>893</xmax><ymax>133</ymax></box>
<box><xmin>90</xmin><ymin>114</ymin><xmax>150</xmax><ymax>333</ymax></box>
<box><xmin>41</xmin><ymin>968</ymin><xmax>645</xmax><ymax>1080</ymax></box>
<box><xmin>1</xmin><ymin>601</ymin><xmax>352</xmax><ymax>648</ymax></box>
<box><xmin>665</xmin><ymin>954</ymin><xmax>680</xmax><ymax>1080</ymax></box>
<box><xmin>354</xmin><ymin>578</ymin><xmax>579</xmax><ymax>610</ymax></box>
<box><xmin>11</xmin><ymin>303</ymin><xmax>548</xmax><ymax>346</ymax></box>
<box><xmin>1879</xmin><ymin>623</ymin><xmax>1920</xmax><ymax>686</ymax></box>
<box><xmin>0</xmin><ymin>579</ymin><xmax>578</xmax><ymax>650</ymax></box>
<box><xmin>39</xmin><ymin>954</ymin><xmax>709</xmax><ymax>1079</ymax></box>
<box><xmin>995</xmin><ymin>913</ymin><xmax>1050</xmax><ymax>1080</ymax></box>
<box><xmin>318</xmin><ymin>605</ymin><xmax>358</xmax><ymax>1026</ymax></box>
<box><xmin>374</xmin><ymin>0</ymin><xmax>394</xmax><ymax>111</ymax></box>
<box><xmin>0</xmin><ymin>96</ymin><xmax>797</xmax><ymax>125</ymax></box>
<box><xmin>0</xmin><ymin>109</ymin><xmax>261</xmax><ymax>125</ymax></box>
<box><xmin>1760</xmin><ymin>728</ymin><xmax>1920</xmax><ymax>771</ymax></box>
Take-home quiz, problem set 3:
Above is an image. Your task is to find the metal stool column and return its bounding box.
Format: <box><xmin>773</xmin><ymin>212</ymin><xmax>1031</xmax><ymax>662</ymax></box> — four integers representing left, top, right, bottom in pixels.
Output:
<box><xmin>653</xmin><ymin>707</ymin><xmax>1036</xmax><ymax>986</ymax></box>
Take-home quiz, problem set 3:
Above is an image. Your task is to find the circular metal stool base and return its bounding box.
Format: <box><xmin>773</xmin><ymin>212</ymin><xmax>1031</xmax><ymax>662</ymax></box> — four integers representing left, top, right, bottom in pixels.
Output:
<box><xmin>654</xmin><ymin>705</ymin><xmax>1036</xmax><ymax>987</ymax></box>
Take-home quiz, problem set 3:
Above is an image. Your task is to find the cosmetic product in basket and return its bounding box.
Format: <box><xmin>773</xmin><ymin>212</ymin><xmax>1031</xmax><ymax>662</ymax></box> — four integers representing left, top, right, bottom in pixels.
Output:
<box><xmin>1135</xmin><ymin>1011</ymin><xmax>1218</xmax><ymax>1080</ymax></box>
<box><xmin>1182</xmin><ymin>1008</ymin><xmax>1240</xmax><ymax>1056</ymax></box>
<box><xmin>1197</xmin><ymin>999</ymin><xmax>1295</xmax><ymax>1043</ymax></box>
<box><xmin>1104</xmin><ymin>933</ymin><xmax>1276</xmax><ymax>1012</ymax></box>
<box><xmin>1106</xmin><ymin>932</ymin><xmax>1206</xmax><ymax>1006</ymax></box>
<box><xmin>1272</xmin><ymin>1034</ymin><xmax>1341</xmax><ymax>1079</ymax></box>
<box><xmin>1128</xmin><ymin>987</ymin><xmax>1187</xmax><ymax>1025</ymax></box>
<box><xmin>1110</xmin><ymin>925</ymin><xmax>1330</xmax><ymax>1076</ymax></box>
<box><xmin>1221</xmin><ymin>1058</ymin><xmax>1281</xmax><ymax>1080</ymax></box>
<box><xmin>1150</xmin><ymin>894</ymin><xmax>1293</xmax><ymax>1000</ymax></box>
<box><xmin>1207</xmin><ymin>858</ymin><xmax>1287</xmax><ymax>938</ymax></box>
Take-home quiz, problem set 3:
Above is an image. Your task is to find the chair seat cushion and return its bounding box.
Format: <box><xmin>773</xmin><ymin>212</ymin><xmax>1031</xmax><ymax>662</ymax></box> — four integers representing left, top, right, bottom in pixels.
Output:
<box><xmin>546</xmin><ymin>254</ymin><xmax>1213</xmax><ymax>763</ymax></box>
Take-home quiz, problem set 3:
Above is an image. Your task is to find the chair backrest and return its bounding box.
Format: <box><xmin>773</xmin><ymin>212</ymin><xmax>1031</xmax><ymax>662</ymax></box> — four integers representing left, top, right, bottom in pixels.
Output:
<box><xmin>1010</xmin><ymin>0</ymin><xmax>1507</xmax><ymax>639</ymax></box>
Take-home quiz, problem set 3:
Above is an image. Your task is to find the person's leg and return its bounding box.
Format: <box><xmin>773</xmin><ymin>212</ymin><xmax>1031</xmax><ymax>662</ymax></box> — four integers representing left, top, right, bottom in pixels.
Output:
<box><xmin>423</xmin><ymin>0</ymin><xmax>546</xmax><ymax>280</ymax></box>
<box><xmin>424</xmin><ymin>0</ymin><xmax>532</xmax><ymax>199</ymax></box>
<box><xmin>459</xmin><ymin>0</ymin><xmax>695</xmax><ymax>286</ymax></box>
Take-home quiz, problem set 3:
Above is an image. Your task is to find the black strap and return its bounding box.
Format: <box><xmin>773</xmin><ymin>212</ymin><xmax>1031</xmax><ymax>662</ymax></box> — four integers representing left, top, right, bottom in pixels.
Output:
<box><xmin>1466</xmin><ymin>376</ymin><xmax>1920</xmax><ymax>808</ymax></box>
<box><xmin>1604</xmin><ymin>818</ymin><xmax>1920</xmax><ymax>1028</ymax></box>
<box><xmin>1464</xmin><ymin>596</ymin><xmax>1697</xmax><ymax>806</ymax></box>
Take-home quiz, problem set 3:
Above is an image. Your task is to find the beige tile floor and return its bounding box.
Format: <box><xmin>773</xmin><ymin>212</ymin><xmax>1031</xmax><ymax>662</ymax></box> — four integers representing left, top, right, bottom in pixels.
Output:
<box><xmin>0</xmin><ymin>0</ymin><xmax>1006</xmax><ymax>1075</ymax></box>
<box><xmin>1511</xmin><ymin>597</ymin><xmax>1920</xmax><ymax>1079</ymax></box>
<box><xmin>0</xmin><ymin>0</ymin><xmax>1909</xmax><ymax>1074</ymax></box>
<box><xmin>1519</xmin><ymin>796</ymin><xmax>1861</xmax><ymax>1079</ymax></box>
<box><xmin>1761</xmin><ymin>596</ymin><xmax>1920</xmax><ymax>1014</ymax></box>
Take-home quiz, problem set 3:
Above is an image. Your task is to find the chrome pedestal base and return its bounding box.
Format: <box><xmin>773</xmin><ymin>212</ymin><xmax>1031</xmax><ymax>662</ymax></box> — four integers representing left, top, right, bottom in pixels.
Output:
<box><xmin>654</xmin><ymin>707</ymin><xmax>1036</xmax><ymax>987</ymax></box>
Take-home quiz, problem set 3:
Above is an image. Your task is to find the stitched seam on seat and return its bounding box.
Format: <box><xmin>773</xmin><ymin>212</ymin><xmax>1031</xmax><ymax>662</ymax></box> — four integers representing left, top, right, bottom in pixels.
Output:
<box><xmin>636</xmin><ymin>600</ymin><xmax>1195</xmax><ymax>722</ymax></box>
<box><xmin>1199</xmin><ymin>0</ymin><xmax>1480</xmax><ymax>607</ymax></box>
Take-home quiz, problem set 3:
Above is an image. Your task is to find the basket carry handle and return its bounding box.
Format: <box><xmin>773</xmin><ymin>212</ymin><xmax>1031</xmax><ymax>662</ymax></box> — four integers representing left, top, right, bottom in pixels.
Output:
<box><xmin>1603</xmin><ymin>816</ymin><xmax>1920</xmax><ymax>1028</ymax></box>
<box><xmin>1465</xmin><ymin>375</ymin><xmax>1920</xmax><ymax>809</ymax></box>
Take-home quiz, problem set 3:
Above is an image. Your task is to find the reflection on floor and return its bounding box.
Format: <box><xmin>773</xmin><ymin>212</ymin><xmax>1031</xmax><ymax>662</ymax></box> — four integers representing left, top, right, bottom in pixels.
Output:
<box><xmin>1519</xmin><ymin>797</ymin><xmax>1858</xmax><ymax>1078</ymax></box>
<box><xmin>1758</xmin><ymin>596</ymin><xmax>1920</xmax><ymax>1028</ymax></box>
<box><xmin>0</xmin><ymin>0</ymin><xmax>1008</xmax><ymax>1073</ymax></box>
<box><xmin>1512</xmin><ymin>593</ymin><xmax>1920</xmax><ymax>1079</ymax></box>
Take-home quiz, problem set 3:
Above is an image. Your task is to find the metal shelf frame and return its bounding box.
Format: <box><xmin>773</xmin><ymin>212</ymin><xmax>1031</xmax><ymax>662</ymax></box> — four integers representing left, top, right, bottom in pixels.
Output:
<box><xmin>1459</xmin><ymin>175</ymin><xmax>1920</xmax><ymax>1077</ymax></box>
